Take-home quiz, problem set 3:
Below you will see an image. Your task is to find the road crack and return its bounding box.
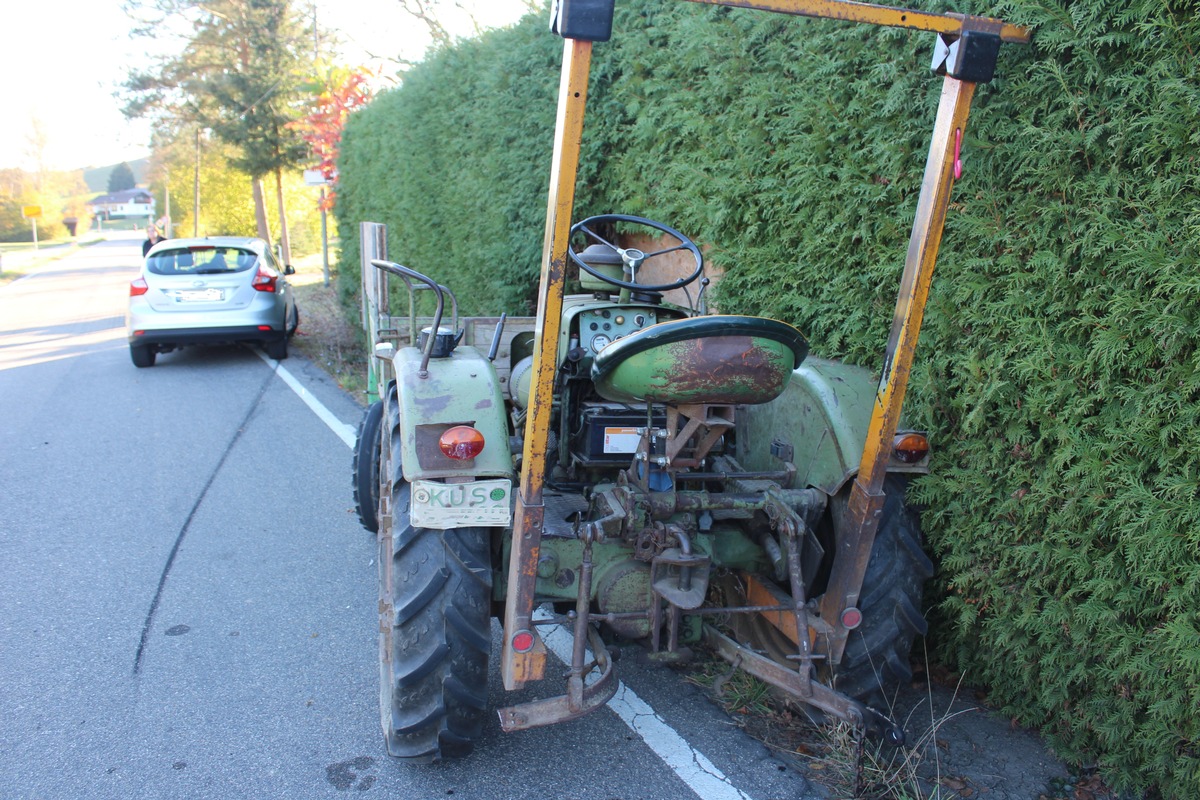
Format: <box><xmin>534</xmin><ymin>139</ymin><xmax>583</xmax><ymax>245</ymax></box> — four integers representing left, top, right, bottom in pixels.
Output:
<box><xmin>132</xmin><ymin>369</ymin><xmax>275</xmax><ymax>674</ymax></box>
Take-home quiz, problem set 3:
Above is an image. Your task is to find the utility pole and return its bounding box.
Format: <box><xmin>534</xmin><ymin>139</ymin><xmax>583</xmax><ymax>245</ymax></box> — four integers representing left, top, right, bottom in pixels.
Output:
<box><xmin>193</xmin><ymin>128</ymin><xmax>201</xmax><ymax>237</ymax></box>
<box><xmin>312</xmin><ymin>3</ymin><xmax>330</xmax><ymax>285</ymax></box>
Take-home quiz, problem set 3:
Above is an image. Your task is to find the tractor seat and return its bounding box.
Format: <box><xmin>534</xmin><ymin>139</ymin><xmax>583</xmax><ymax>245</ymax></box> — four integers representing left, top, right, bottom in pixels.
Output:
<box><xmin>590</xmin><ymin>315</ymin><xmax>808</xmax><ymax>405</ymax></box>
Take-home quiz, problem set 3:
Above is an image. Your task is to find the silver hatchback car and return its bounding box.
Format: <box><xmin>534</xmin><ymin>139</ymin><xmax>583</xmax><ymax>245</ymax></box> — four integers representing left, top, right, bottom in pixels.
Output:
<box><xmin>126</xmin><ymin>237</ymin><xmax>298</xmax><ymax>367</ymax></box>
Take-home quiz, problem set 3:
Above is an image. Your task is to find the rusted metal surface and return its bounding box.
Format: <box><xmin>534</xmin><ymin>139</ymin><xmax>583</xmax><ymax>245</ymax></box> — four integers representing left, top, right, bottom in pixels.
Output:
<box><xmin>665</xmin><ymin>336</ymin><xmax>791</xmax><ymax>404</ymax></box>
<box><xmin>661</xmin><ymin>404</ymin><xmax>735</xmax><ymax>469</ymax></box>
<box><xmin>497</xmin><ymin>625</ymin><xmax>618</xmax><ymax>732</ymax></box>
<box><xmin>681</xmin><ymin>0</ymin><xmax>1029</xmax><ymax>43</ymax></box>
<box><xmin>594</xmin><ymin>328</ymin><xmax>801</xmax><ymax>406</ymax></box>
<box><xmin>819</xmin><ymin>76</ymin><xmax>977</xmax><ymax>666</ymax></box>
<box><xmin>503</xmin><ymin>494</ymin><xmax>548</xmax><ymax>688</ymax></box>
<box><xmin>501</xmin><ymin>39</ymin><xmax>596</xmax><ymax>691</ymax></box>
<box><xmin>745</xmin><ymin>573</ymin><xmax>803</xmax><ymax>642</ymax></box>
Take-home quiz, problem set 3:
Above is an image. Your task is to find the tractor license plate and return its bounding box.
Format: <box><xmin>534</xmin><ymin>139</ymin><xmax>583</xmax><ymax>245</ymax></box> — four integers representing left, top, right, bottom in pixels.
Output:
<box><xmin>410</xmin><ymin>479</ymin><xmax>511</xmax><ymax>529</ymax></box>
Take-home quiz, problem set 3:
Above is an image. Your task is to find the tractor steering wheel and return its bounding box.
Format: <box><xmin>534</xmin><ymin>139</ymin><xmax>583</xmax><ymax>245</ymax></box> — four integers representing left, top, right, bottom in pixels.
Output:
<box><xmin>568</xmin><ymin>214</ymin><xmax>704</xmax><ymax>293</ymax></box>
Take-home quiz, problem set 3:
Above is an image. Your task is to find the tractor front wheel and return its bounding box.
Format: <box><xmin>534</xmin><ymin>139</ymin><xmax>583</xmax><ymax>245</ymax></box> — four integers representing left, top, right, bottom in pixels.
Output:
<box><xmin>378</xmin><ymin>480</ymin><xmax>492</xmax><ymax>762</ymax></box>
<box><xmin>352</xmin><ymin>400</ymin><xmax>384</xmax><ymax>533</ymax></box>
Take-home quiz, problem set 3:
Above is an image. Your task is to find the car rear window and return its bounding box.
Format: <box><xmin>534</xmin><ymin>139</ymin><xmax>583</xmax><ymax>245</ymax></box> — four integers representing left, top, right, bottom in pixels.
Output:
<box><xmin>146</xmin><ymin>246</ymin><xmax>259</xmax><ymax>275</ymax></box>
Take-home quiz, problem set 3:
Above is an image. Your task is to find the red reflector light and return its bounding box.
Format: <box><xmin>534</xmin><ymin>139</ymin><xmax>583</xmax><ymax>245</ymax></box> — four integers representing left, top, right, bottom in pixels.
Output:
<box><xmin>252</xmin><ymin>265</ymin><xmax>278</xmax><ymax>292</ymax></box>
<box><xmin>130</xmin><ymin>277</ymin><xmax>149</xmax><ymax>296</ymax></box>
<box><xmin>439</xmin><ymin>426</ymin><xmax>485</xmax><ymax>460</ymax></box>
<box><xmin>841</xmin><ymin>607</ymin><xmax>863</xmax><ymax>630</ymax></box>
<box><xmin>257</xmin><ymin>325</ymin><xmax>272</xmax><ymax>331</ymax></box>
<box><xmin>892</xmin><ymin>432</ymin><xmax>930</xmax><ymax>464</ymax></box>
<box><xmin>511</xmin><ymin>630</ymin><xmax>535</xmax><ymax>653</ymax></box>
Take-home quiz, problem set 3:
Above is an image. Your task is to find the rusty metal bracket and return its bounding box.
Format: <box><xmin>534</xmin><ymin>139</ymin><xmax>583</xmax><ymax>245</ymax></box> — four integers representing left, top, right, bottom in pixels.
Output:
<box><xmin>499</xmin><ymin>525</ymin><xmax>620</xmax><ymax>732</ymax></box>
<box><xmin>704</xmin><ymin>625</ymin><xmax>904</xmax><ymax>745</ymax></box>
<box><xmin>782</xmin><ymin>520</ymin><xmax>815</xmax><ymax>697</ymax></box>
<box><xmin>497</xmin><ymin>624</ymin><xmax>618</xmax><ymax>732</ymax></box>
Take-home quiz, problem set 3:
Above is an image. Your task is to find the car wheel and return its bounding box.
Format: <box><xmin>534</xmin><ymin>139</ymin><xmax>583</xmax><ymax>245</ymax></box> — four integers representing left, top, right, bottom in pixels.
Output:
<box><xmin>265</xmin><ymin>335</ymin><xmax>288</xmax><ymax>360</ymax></box>
<box><xmin>287</xmin><ymin>303</ymin><xmax>300</xmax><ymax>339</ymax></box>
<box><xmin>130</xmin><ymin>344</ymin><xmax>156</xmax><ymax>368</ymax></box>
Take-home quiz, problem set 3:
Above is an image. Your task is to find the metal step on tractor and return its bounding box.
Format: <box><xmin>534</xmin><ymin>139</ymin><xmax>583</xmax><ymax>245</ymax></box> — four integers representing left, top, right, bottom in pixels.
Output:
<box><xmin>352</xmin><ymin>0</ymin><xmax>1028</xmax><ymax>763</ymax></box>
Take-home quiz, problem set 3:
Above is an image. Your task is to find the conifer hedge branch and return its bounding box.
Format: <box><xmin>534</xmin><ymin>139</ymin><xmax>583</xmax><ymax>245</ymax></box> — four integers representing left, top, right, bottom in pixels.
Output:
<box><xmin>334</xmin><ymin>2</ymin><xmax>1200</xmax><ymax>794</ymax></box>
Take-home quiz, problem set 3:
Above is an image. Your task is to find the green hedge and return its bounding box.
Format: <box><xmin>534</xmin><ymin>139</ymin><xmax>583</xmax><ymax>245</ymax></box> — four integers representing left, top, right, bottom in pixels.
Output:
<box><xmin>335</xmin><ymin>2</ymin><xmax>1200</xmax><ymax>795</ymax></box>
<box><xmin>334</xmin><ymin>24</ymin><xmax>563</xmax><ymax>315</ymax></box>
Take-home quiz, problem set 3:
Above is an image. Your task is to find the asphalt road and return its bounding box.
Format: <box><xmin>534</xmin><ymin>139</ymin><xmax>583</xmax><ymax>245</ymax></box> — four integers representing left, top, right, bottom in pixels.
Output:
<box><xmin>0</xmin><ymin>234</ymin><xmax>817</xmax><ymax>800</ymax></box>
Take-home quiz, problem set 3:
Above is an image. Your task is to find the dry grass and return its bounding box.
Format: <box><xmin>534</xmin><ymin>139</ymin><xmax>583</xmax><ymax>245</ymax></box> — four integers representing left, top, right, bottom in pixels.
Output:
<box><xmin>288</xmin><ymin>249</ymin><xmax>370</xmax><ymax>405</ymax></box>
<box><xmin>686</xmin><ymin>643</ymin><xmax>974</xmax><ymax>800</ymax></box>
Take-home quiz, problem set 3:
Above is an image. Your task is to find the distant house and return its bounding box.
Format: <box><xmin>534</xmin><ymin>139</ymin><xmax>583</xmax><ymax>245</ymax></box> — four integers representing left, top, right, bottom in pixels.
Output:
<box><xmin>87</xmin><ymin>188</ymin><xmax>155</xmax><ymax>220</ymax></box>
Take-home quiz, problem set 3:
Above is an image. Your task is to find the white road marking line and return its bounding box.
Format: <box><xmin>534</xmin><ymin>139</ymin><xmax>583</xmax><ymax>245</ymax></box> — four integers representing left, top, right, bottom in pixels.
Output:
<box><xmin>255</xmin><ymin>349</ymin><xmax>357</xmax><ymax>447</ymax></box>
<box><xmin>263</xmin><ymin>351</ymin><xmax>758</xmax><ymax>800</ymax></box>
<box><xmin>538</xmin><ymin>613</ymin><xmax>756</xmax><ymax>800</ymax></box>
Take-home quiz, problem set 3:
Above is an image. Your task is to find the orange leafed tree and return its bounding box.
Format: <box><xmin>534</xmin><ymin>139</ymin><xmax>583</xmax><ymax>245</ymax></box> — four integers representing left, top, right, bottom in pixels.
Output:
<box><xmin>294</xmin><ymin>66</ymin><xmax>373</xmax><ymax>210</ymax></box>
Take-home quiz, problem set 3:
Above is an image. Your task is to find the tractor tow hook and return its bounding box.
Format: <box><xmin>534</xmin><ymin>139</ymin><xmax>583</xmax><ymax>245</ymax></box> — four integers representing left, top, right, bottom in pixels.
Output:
<box><xmin>497</xmin><ymin>524</ymin><xmax>619</xmax><ymax>732</ymax></box>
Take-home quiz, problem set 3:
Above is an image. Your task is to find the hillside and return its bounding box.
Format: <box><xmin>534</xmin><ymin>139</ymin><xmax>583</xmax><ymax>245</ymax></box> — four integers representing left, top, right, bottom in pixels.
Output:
<box><xmin>83</xmin><ymin>158</ymin><xmax>150</xmax><ymax>193</ymax></box>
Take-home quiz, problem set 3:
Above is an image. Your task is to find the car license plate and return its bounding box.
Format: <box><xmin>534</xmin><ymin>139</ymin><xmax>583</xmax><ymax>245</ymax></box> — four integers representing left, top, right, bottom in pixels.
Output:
<box><xmin>410</xmin><ymin>479</ymin><xmax>511</xmax><ymax>529</ymax></box>
<box><xmin>177</xmin><ymin>288</ymin><xmax>224</xmax><ymax>302</ymax></box>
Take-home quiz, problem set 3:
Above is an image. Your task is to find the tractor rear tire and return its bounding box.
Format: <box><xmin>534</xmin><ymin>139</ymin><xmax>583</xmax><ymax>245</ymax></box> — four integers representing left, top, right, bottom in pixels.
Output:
<box><xmin>830</xmin><ymin>476</ymin><xmax>933</xmax><ymax>705</ymax></box>
<box><xmin>722</xmin><ymin>476</ymin><xmax>931</xmax><ymax>709</ymax></box>
<box><xmin>352</xmin><ymin>400</ymin><xmax>384</xmax><ymax>533</ymax></box>
<box><xmin>378</xmin><ymin>480</ymin><xmax>491</xmax><ymax>762</ymax></box>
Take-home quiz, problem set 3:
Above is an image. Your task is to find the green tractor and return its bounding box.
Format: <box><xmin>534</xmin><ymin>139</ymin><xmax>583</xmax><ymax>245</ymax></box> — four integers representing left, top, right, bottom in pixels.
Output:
<box><xmin>352</xmin><ymin>0</ymin><xmax>1028</xmax><ymax>763</ymax></box>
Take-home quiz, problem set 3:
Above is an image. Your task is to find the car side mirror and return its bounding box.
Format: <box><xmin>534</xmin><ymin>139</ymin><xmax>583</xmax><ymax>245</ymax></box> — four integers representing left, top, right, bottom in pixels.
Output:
<box><xmin>285</xmin><ymin>265</ymin><xmax>295</xmax><ymax>275</ymax></box>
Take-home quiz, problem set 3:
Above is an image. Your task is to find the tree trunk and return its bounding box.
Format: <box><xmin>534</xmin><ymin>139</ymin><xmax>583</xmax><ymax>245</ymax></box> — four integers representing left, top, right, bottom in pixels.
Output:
<box><xmin>193</xmin><ymin>129</ymin><xmax>201</xmax><ymax>237</ymax></box>
<box><xmin>274</xmin><ymin>166</ymin><xmax>291</xmax><ymax>265</ymax></box>
<box><xmin>253</xmin><ymin>177</ymin><xmax>272</xmax><ymax>245</ymax></box>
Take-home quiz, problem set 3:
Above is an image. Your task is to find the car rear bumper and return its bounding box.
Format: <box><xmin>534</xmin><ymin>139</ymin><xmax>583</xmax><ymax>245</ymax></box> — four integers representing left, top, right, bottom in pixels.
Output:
<box><xmin>126</xmin><ymin>296</ymin><xmax>289</xmax><ymax>348</ymax></box>
<box><xmin>128</xmin><ymin>325</ymin><xmax>285</xmax><ymax>347</ymax></box>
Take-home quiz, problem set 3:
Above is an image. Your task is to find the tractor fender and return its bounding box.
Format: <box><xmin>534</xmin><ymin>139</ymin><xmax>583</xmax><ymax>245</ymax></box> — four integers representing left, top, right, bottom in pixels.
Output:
<box><xmin>390</xmin><ymin>344</ymin><xmax>513</xmax><ymax>482</ymax></box>
<box><xmin>735</xmin><ymin>357</ymin><xmax>925</xmax><ymax>495</ymax></box>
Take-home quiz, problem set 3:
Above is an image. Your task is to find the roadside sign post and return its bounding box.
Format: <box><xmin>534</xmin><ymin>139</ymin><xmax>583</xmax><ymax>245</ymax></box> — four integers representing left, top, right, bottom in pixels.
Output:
<box><xmin>303</xmin><ymin>169</ymin><xmax>331</xmax><ymax>286</ymax></box>
<box><xmin>22</xmin><ymin>206</ymin><xmax>42</xmax><ymax>250</ymax></box>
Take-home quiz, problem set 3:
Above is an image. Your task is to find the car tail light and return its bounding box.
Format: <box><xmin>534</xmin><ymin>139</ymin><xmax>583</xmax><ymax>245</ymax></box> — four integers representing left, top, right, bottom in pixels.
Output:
<box><xmin>439</xmin><ymin>426</ymin><xmax>485</xmax><ymax>460</ymax></box>
<box><xmin>130</xmin><ymin>277</ymin><xmax>149</xmax><ymax>296</ymax></box>
<box><xmin>252</xmin><ymin>264</ymin><xmax>279</xmax><ymax>292</ymax></box>
<box><xmin>892</xmin><ymin>432</ymin><xmax>930</xmax><ymax>463</ymax></box>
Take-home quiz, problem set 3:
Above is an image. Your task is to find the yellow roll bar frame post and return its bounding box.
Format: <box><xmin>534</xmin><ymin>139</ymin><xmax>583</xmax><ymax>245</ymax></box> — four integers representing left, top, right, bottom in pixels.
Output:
<box><xmin>501</xmin><ymin>0</ymin><xmax>1028</xmax><ymax>695</ymax></box>
<box><xmin>816</xmin><ymin>74</ymin><xmax>976</xmax><ymax>664</ymax></box>
<box><xmin>501</xmin><ymin>38</ymin><xmax>595</xmax><ymax>690</ymax></box>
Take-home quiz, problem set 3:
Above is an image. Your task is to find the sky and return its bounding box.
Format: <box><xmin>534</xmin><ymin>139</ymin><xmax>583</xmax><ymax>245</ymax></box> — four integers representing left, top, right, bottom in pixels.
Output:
<box><xmin>0</xmin><ymin>0</ymin><xmax>535</xmax><ymax>173</ymax></box>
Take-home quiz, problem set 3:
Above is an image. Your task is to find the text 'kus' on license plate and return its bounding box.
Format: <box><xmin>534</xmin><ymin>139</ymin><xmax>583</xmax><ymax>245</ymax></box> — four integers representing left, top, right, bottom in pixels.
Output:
<box><xmin>410</xmin><ymin>479</ymin><xmax>511</xmax><ymax>529</ymax></box>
